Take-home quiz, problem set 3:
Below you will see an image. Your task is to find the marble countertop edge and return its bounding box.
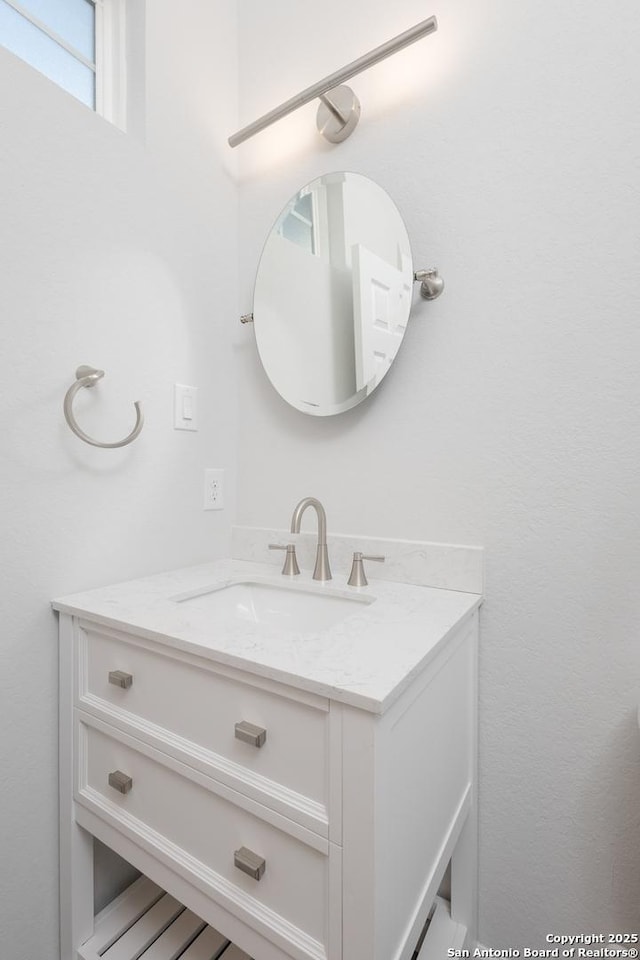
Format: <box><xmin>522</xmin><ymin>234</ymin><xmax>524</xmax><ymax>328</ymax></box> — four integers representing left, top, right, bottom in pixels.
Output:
<box><xmin>52</xmin><ymin>559</ymin><xmax>482</xmax><ymax>715</ymax></box>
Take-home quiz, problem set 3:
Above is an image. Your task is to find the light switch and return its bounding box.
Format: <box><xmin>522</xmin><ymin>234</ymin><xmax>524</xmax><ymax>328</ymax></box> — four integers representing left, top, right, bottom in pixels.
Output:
<box><xmin>174</xmin><ymin>384</ymin><xmax>198</xmax><ymax>431</ymax></box>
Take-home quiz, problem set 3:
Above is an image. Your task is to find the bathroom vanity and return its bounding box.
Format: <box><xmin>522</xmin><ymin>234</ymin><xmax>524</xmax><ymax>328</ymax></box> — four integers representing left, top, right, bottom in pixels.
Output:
<box><xmin>54</xmin><ymin>530</ymin><xmax>482</xmax><ymax>960</ymax></box>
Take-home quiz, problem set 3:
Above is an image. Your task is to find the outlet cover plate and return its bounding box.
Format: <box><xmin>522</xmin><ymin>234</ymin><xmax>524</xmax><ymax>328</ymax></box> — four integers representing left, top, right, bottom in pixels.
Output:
<box><xmin>204</xmin><ymin>469</ymin><xmax>224</xmax><ymax>510</ymax></box>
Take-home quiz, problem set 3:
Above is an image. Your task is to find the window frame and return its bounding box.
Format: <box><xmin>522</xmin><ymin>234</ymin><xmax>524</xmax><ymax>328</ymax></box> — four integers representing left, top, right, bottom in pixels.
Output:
<box><xmin>94</xmin><ymin>0</ymin><xmax>127</xmax><ymax>129</ymax></box>
<box><xmin>0</xmin><ymin>0</ymin><xmax>127</xmax><ymax>129</ymax></box>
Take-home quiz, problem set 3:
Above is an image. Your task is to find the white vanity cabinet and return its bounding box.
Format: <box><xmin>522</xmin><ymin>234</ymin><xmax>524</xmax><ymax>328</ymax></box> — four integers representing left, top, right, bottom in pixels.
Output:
<box><xmin>56</xmin><ymin>560</ymin><xmax>480</xmax><ymax>960</ymax></box>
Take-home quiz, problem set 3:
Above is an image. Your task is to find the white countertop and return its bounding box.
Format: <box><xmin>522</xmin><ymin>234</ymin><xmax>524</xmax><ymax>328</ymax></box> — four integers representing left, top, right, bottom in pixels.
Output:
<box><xmin>53</xmin><ymin>559</ymin><xmax>481</xmax><ymax>714</ymax></box>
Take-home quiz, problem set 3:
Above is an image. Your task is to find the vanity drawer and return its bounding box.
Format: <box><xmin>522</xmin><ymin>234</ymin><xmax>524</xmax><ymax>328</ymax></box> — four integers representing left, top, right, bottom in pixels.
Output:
<box><xmin>78</xmin><ymin>623</ymin><xmax>329</xmax><ymax>817</ymax></box>
<box><xmin>76</xmin><ymin>716</ymin><xmax>332</xmax><ymax>957</ymax></box>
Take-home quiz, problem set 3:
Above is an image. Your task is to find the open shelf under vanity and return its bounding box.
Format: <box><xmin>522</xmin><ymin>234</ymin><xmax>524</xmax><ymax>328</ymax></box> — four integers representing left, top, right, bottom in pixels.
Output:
<box><xmin>79</xmin><ymin>875</ymin><xmax>249</xmax><ymax>960</ymax></box>
<box><xmin>81</xmin><ymin>874</ymin><xmax>462</xmax><ymax>960</ymax></box>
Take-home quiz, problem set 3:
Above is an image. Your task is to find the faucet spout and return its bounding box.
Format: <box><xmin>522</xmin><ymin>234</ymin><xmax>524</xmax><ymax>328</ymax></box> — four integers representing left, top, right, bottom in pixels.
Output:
<box><xmin>290</xmin><ymin>497</ymin><xmax>332</xmax><ymax>581</ymax></box>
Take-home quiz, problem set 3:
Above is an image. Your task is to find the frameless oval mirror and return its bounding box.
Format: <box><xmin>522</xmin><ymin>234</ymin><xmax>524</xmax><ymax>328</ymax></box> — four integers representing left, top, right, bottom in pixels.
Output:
<box><xmin>253</xmin><ymin>172</ymin><xmax>413</xmax><ymax>416</ymax></box>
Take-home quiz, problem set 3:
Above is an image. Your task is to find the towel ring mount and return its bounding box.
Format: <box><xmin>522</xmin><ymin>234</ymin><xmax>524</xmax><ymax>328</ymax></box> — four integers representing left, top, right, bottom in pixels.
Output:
<box><xmin>63</xmin><ymin>365</ymin><xmax>144</xmax><ymax>449</ymax></box>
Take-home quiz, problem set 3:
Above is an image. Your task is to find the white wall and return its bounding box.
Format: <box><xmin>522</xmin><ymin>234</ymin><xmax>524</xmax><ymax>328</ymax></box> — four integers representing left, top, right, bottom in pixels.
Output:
<box><xmin>236</xmin><ymin>0</ymin><xmax>640</xmax><ymax>946</ymax></box>
<box><xmin>257</xmin><ymin>233</ymin><xmax>343</xmax><ymax>406</ymax></box>
<box><xmin>0</xmin><ymin>2</ymin><xmax>237</xmax><ymax>956</ymax></box>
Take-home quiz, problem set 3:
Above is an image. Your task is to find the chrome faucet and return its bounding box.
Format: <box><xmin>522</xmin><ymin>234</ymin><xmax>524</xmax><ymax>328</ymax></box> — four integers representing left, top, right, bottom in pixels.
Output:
<box><xmin>290</xmin><ymin>497</ymin><xmax>332</xmax><ymax>581</ymax></box>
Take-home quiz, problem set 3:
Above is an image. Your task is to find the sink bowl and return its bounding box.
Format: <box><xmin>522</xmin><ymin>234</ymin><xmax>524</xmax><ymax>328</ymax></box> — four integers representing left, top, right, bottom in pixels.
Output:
<box><xmin>173</xmin><ymin>579</ymin><xmax>374</xmax><ymax>632</ymax></box>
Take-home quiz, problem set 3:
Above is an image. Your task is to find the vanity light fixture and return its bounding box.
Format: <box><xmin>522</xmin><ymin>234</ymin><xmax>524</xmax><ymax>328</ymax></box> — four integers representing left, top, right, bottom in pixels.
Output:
<box><xmin>228</xmin><ymin>15</ymin><xmax>438</xmax><ymax>147</ymax></box>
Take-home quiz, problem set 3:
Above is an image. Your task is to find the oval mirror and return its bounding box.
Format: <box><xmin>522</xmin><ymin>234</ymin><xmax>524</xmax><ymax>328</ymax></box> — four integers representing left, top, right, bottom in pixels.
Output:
<box><xmin>253</xmin><ymin>172</ymin><xmax>413</xmax><ymax>416</ymax></box>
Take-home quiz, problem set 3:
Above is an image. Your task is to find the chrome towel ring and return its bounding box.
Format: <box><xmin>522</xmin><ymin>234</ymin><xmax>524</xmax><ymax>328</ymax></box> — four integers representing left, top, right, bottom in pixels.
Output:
<box><xmin>63</xmin><ymin>365</ymin><xmax>144</xmax><ymax>449</ymax></box>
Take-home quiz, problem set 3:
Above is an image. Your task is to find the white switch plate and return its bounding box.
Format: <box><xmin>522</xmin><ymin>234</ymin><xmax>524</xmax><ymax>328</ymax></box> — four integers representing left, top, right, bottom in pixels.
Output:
<box><xmin>204</xmin><ymin>469</ymin><xmax>224</xmax><ymax>510</ymax></box>
<box><xmin>174</xmin><ymin>384</ymin><xmax>198</xmax><ymax>431</ymax></box>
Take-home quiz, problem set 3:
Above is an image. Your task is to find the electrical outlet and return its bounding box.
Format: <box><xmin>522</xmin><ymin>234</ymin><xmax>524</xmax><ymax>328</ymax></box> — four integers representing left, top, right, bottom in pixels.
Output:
<box><xmin>204</xmin><ymin>469</ymin><xmax>224</xmax><ymax>510</ymax></box>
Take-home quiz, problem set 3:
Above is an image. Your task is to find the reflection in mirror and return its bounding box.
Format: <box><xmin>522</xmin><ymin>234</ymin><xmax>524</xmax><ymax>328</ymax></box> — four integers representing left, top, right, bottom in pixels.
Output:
<box><xmin>253</xmin><ymin>172</ymin><xmax>413</xmax><ymax>416</ymax></box>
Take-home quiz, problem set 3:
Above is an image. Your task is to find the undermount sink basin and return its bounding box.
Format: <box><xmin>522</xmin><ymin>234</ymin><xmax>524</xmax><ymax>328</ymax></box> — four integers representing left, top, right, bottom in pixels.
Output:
<box><xmin>172</xmin><ymin>579</ymin><xmax>374</xmax><ymax>632</ymax></box>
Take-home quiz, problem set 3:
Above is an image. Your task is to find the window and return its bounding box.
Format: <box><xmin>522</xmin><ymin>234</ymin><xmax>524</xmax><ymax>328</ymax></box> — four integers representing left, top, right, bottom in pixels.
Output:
<box><xmin>277</xmin><ymin>191</ymin><xmax>318</xmax><ymax>256</ymax></box>
<box><xmin>0</xmin><ymin>0</ymin><xmax>126</xmax><ymax>126</ymax></box>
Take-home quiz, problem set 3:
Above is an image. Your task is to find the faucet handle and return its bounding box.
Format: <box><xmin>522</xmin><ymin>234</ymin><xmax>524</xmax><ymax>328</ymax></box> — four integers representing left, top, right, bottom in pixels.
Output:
<box><xmin>268</xmin><ymin>543</ymin><xmax>301</xmax><ymax>577</ymax></box>
<box><xmin>347</xmin><ymin>552</ymin><xmax>385</xmax><ymax>587</ymax></box>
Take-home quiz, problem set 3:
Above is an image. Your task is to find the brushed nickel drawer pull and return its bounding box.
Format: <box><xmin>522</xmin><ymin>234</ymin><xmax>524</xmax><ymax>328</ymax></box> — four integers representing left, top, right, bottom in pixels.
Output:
<box><xmin>234</xmin><ymin>846</ymin><xmax>266</xmax><ymax>881</ymax></box>
<box><xmin>234</xmin><ymin>721</ymin><xmax>267</xmax><ymax>748</ymax></box>
<box><xmin>108</xmin><ymin>770</ymin><xmax>133</xmax><ymax>794</ymax></box>
<box><xmin>108</xmin><ymin>670</ymin><xmax>133</xmax><ymax>689</ymax></box>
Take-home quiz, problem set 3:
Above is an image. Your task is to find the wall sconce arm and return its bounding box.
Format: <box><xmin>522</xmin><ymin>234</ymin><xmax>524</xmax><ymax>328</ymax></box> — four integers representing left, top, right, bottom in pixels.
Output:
<box><xmin>228</xmin><ymin>15</ymin><xmax>438</xmax><ymax>147</ymax></box>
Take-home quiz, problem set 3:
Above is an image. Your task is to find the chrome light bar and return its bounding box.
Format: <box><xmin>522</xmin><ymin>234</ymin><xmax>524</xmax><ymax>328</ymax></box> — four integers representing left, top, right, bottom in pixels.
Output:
<box><xmin>228</xmin><ymin>16</ymin><xmax>438</xmax><ymax>147</ymax></box>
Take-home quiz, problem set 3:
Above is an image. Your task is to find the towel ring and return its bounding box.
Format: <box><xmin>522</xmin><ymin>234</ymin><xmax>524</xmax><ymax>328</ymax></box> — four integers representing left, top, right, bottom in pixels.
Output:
<box><xmin>63</xmin><ymin>365</ymin><xmax>144</xmax><ymax>449</ymax></box>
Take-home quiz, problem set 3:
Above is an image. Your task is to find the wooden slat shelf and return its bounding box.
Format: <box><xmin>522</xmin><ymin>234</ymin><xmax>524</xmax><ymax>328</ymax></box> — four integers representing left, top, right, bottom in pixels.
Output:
<box><xmin>79</xmin><ymin>876</ymin><xmax>460</xmax><ymax>960</ymax></box>
<box><xmin>79</xmin><ymin>877</ymin><xmax>251</xmax><ymax>960</ymax></box>
<box><xmin>416</xmin><ymin>896</ymin><xmax>467</xmax><ymax>960</ymax></box>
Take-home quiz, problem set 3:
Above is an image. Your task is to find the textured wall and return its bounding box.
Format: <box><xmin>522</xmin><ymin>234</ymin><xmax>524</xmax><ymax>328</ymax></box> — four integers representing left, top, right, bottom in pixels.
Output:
<box><xmin>0</xmin><ymin>2</ymin><xmax>237</xmax><ymax>955</ymax></box>
<box><xmin>235</xmin><ymin>0</ymin><xmax>640</xmax><ymax>945</ymax></box>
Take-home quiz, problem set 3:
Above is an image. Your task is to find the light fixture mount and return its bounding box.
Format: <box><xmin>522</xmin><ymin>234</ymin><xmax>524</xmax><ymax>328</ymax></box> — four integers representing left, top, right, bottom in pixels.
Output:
<box><xmin>316</xmin><ymin>86</ymin><xmax>361</xmax><ymax>143</ymax></box>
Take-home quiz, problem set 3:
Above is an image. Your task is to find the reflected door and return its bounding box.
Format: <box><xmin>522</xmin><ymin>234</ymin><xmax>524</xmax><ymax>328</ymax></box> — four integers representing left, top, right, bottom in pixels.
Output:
<box><xmin>352</xmin><ymin>245</ymin><xmax>412</xmax><ymax>393</ymax></box>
